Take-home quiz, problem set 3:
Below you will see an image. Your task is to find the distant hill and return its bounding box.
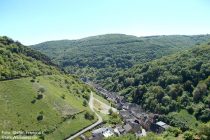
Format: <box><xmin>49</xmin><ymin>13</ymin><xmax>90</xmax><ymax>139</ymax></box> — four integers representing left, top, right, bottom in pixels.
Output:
<box><xmin>31</xmin><ymin>34</ymin><xmax>210</xmax><ymax>82</ymax></box>
<box><xmin>0</xmin><ymin>36</ymin><xmax>96</xmax><ymax>140</ymax></box>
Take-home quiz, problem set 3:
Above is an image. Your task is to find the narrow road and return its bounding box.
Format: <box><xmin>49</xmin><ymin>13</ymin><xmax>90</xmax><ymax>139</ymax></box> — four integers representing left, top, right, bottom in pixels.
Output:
<box><xmin>66</xmin><ymin>91</ymin><xmax>103</xmax><ymax>140</ymax></box>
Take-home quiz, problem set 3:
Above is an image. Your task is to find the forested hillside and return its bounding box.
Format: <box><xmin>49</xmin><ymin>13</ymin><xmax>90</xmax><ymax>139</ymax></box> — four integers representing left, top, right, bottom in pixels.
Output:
<box><xmin>31</xmin><ymin>34</ymin><xmax>210</xmax><ymax>81</ymax></box>
<box><xmin>103</xmin><ymin>42</ymin><xmax>210</xmax><ymax>124</ymax></box>
<box><xmin>0</xmin><ymin>36</ymin><xmax>59</xmax><ymax>80</ymax></box>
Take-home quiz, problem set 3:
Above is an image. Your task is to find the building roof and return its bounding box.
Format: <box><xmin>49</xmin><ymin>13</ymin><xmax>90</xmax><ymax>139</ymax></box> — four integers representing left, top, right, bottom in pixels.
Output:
<box><xmin>118</xmin><ymin>127</ymin><xmax>125</xmax><ymax>133</ymax></box>
<box><xmin>123</xmin><ymin>102</ymin><xmax>130</xmax><ymax>107</ymax></box>
<box><xmin>156</xmin><ymin>121</ymin><xmax>170</xmax><ymax>129</ymax></box>
<box><xmin>92</xmin><ymin>127</ymin><xmax>113</xmax><ymax>135</ymax></box>
<box><xmin>92</xmin><ymin>128</ymin><xmax>107</xmax><ymax>134</ymax></box>
<box><xmin>156</xmin><ymin>121</ymin><xmax>166</xmax><ymax>126</ymax></box>
<box><xmin>119</xmin><ymin>110</ymin><xmax>130</xmax><ymax>116</ymax></box>
<box><xmin>161</xmin><ymin>124</ymin><xmax>170</xmax><ymax>129</ymax></box>
<box><xmin>114</xmin><ymin>125</ymin><xmax>125</xmax><ymax>134</ymax></box>
<box><xmin>90</xmin><ymin>133</ymin><xmax>104</xmax><ymax>140</ymax></box>
<box><xmin>123</xmin><ymin>124</ymin><xmax>132</xmax><ymax>132</ymax></box>
<box><xmin>103</xmin><ymin>129</ymin><xmax>114</xmax><ymax>138</ymax></box>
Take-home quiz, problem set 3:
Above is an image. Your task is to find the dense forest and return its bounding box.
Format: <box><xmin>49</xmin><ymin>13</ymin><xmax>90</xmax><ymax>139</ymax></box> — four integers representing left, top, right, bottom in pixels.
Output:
<box><xmin>103</xmin><ymin>42</ymin><xmax>210</xmax><ymax>124</ymax></box>
<box><xmin>0</xmin><ymin>36</ymin><xmax>60</xmax><ymax>80</ymax></box>
<box><xmin>31</xmin><ymin>34</ymin><xmax>210</xmax><ymax>81</ymax></box>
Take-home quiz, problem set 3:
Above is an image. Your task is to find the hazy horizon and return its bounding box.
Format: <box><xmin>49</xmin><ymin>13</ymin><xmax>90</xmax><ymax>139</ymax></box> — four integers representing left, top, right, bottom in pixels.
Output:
<box><xmin>29</xmin><ymin>33</ymin><xmax>210</xmax><ymax>45</ymax></box>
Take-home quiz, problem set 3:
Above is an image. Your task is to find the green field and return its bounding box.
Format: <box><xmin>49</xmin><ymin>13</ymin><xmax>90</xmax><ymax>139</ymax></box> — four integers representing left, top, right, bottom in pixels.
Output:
<box><xmin>45</xmin><ymin>112</ymin><xmax>96</xmax><ymax>140</ymax></box>
<box><xmin>0</xmin><ymin>75</ymin><xmax>96</xmax><ymax>140</ymax></box>
<box><xmin>93</xmin><ymin>92</ymin><xmax>111</xmax><ymax>105</ymax></box>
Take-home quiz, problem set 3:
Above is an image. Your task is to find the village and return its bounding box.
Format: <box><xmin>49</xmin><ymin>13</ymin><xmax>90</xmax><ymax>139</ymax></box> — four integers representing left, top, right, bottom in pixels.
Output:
<box><xmin>84</xmin><ymin>80</ymin><xmax>171</xmax><ymax>140</ymax></box>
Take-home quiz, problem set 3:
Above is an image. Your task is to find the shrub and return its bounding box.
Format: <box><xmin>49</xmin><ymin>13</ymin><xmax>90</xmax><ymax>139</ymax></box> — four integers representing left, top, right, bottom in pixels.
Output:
<box><xmin>186</xmin><ymin>106</ymin><xmax>194</xmax><ymax>114</ymax></box>
<box><xmin>198</xmin><ymin>122</ymin><xmax>210</xmax><ymax>140</ymax></box>
<box><xmin>38</xmin><ymin>87</ymin><xmax>45</xmax><ymax>93</ymax></box>
<box><xmin>64</xmin><ymin>79</ymin><xmax>69</xmax><ymax>84</ymax></box>
<box><xmin>166</xmin><ymin>127</ymin><xmax>182</xmax><ymax>137</ymax></box>
<box><xmin>84</xmin><ymin>112</ymin><xmax>94</xmax><ymax>120</ymax></box>
<box><xmin>183</xmin><ymin>131</ymin><xmax>193</xmax><ymax>140</ymax></box>
<box><xmin>72</xmin><ymin>115</ymin><xmax>76</xmax><ymax>119</ymax></box>
<box><xmin>82</xmin><ymin>93</ymin><xmax>90</xmax><ymax>101</ymax></box>
<box><xmin>31</xmin><ymin>99</ymin><xmax>36</xmax><ymax>104</ymax></box>
<box><xmin>83</xmin><ymin>100</ymin><xmax>88</xmax><ymax>107</ymax></box>
<box><xmin>61</xmin><ymin>94</ymin><xmax>66</xmax><ymax>99</ymax></box>
<box><xmin>108</xmin><ymin>108</ymin><xmax>113</xmax><ymax>115</ymax></box>
<box><xmin>37</xmin><ymin>115</ymin><xmax>43</xmax><ymax>121</ymax></box>
<box><xmin>36</xmin><ymin>94</ymin><xmax>43</xmax><ymax>100</ymax></box>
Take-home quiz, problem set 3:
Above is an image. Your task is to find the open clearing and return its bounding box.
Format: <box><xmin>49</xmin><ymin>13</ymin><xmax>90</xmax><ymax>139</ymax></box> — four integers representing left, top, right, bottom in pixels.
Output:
<box><xmin>93</xmin><ymin>97</ymin><xmax>118</xmax><ymax>114</ymax></box>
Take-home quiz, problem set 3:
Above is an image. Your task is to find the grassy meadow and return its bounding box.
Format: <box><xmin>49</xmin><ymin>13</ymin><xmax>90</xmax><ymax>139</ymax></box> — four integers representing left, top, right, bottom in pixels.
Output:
<box><xmin>0</xmin><ymin>75</ymin><xmax>96</xmax><ymax>140</ymax></box>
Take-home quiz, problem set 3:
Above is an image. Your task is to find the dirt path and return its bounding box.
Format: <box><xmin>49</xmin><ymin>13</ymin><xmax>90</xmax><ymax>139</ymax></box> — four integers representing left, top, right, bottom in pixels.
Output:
<box><xmin>93</xmin><ymin>98</ymin><xmax>118</xmax><ymax>114</ymax></box>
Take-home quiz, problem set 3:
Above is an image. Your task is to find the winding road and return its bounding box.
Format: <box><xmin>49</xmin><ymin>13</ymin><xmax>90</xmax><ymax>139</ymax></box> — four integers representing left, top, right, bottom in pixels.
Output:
<box><xmin>66</xmin><ymin>91</ymin><xmax>103</xmax><ymax>140</ymax></box>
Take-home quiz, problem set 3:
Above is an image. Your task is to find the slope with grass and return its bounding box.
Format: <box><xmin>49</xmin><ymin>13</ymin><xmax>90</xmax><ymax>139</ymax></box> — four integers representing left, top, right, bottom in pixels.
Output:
<box><xmin>0</xmin><ymin>75</ymin><xmax>96</xmax><ymax>139</ymax></box>
<box><xmin>0</xmin><ymin>36</ymin><xmax>97</xmax><ymax>140</ymax></box>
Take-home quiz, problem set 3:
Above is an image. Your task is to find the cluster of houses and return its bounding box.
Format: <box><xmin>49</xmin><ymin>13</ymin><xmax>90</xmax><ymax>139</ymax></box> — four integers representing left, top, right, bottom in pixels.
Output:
<box><xmin>84</xmin><ymin>81</ymin><xmax>170</xmax><ymax>140</ymax></box>
<box><xmin>90</xmin><ymin>82</ymin><xmax>121</xmax><ymax>103</ymax></box>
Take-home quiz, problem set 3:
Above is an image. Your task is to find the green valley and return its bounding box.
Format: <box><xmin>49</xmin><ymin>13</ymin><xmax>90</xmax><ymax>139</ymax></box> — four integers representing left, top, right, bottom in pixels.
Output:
<box><xmin>2</xmin><ymin>1</ymin><xmax>210</xmax><ymax>139</ymax></box>
<box><xmin>31</xmin><ymin>34</ymin><xmax>210</xmax><ymax>139</ymax></box>
<box><xmin>1</xmin><ymin>34</ymin><xmax>210</xmax><ymax>140</ymax></box>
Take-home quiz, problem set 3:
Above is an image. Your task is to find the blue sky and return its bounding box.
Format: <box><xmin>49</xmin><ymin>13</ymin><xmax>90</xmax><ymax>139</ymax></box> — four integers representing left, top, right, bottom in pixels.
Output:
<box><xmin>0</xmin><ymin>0</ymin><xmax>210</xmax><ymax>45</ymax></box>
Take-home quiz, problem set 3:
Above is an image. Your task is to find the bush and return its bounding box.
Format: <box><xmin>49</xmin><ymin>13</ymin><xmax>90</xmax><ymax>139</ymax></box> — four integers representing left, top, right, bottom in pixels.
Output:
<box><xmin>84</xmin><ymin>112</ymin><xmax>94</xmax><ymax>120</ymax></box>
<box><xmin>108</xmin><ymin>112</ymin><xmax>122</xmax><ymax>125</ymax></box>
<box><xmin>82</xmin><ymin>93</ymin><xmax>90</xmax><ymax>101</ymax></box>
<box><xmin>165</xmin><ymin>127</ymin><xmax>182</xmax><ymax>137</ymax></box>
<box><xmin>61</xmin><ymin>94</ymin><xmax>66</xmax><ymax>99</ymax></box>
<box><xmin>83</xmin><ymin>100</ymin><xmax>88</xmax><ymax>107</ymax></box>
<box><xmin>38</xmin><ymin>87</ymin><xmax>45</xmax><ymax>93</ymax></box>
<box><xmin>186</xmin><ymin>106</ymin><xmax>194</xmax><ymax>114</ymax></box>
<box><xmin>37</xmin><ymin>115</ymin><xmax>43</xmax><ymax>121</ymax></box>
<box><xmin>72</xmin><ymin>115</ymin><xmax>76</xmax><ymax>119</ymax></box>
<box><xmin>183</xmin><ymin>131</ymin><xmax>193</xmax><ymax>140</ymax></box>
<box><xmin>31</xmin><ymin>99</ymin><xmax>36</xmax><ymax>104</ymax></box>
<box><xmin>198</xmin><ymin>122</ymin><xmax>210</xmax><ymax>140</ymax></box>
<box><xmin>108</xmin><ymin>108</ymin><xmax>113</xmax><ymax>115</ymax></box>
<box><xmin>64</xmin><ymin>79</ymin><xmax>69</xmax><ymax>84</ymax></box>
<box><xmin>36</xmin><ymin>94</ymin><xmax>43</xmax><ymax>100</ymax></box>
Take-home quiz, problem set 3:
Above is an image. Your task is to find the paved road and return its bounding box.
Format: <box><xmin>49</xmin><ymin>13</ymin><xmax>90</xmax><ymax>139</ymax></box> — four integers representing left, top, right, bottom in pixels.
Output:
<box><xmin>66</xmin><ymin>91</ymin><xmax>103</xmax><ymax>140</ymax></box>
